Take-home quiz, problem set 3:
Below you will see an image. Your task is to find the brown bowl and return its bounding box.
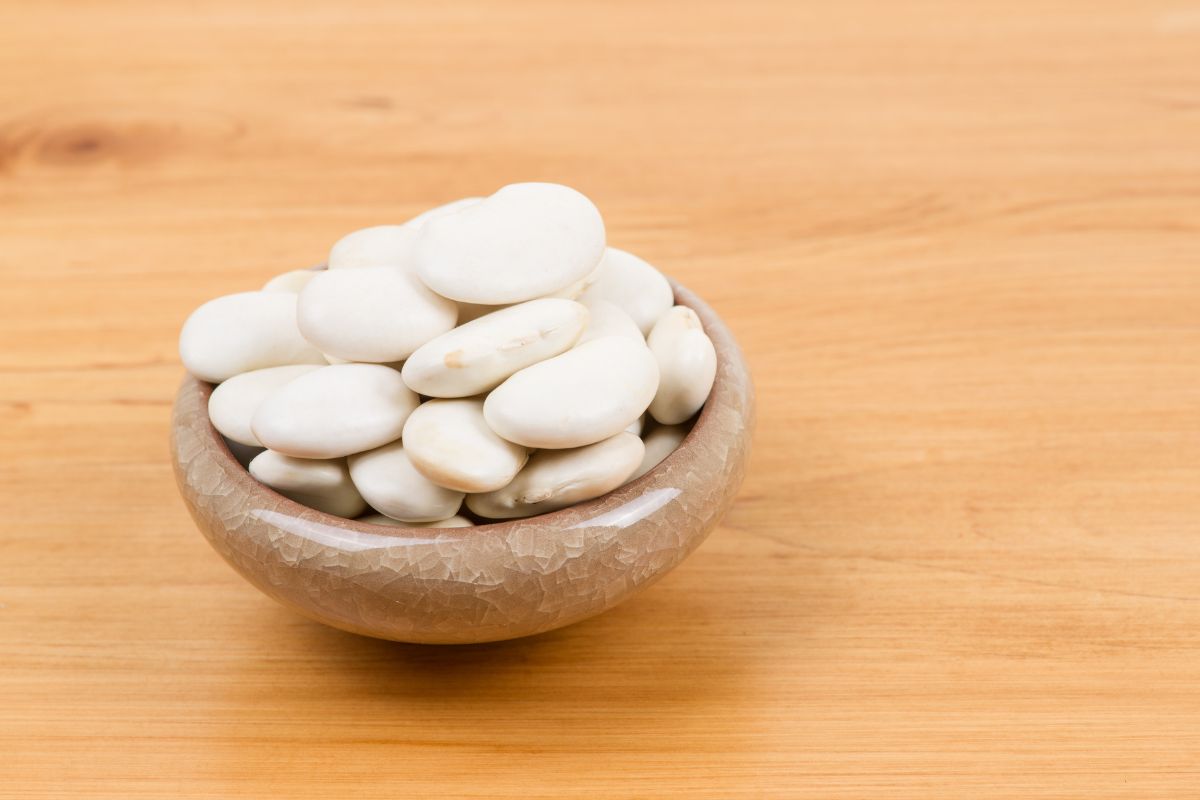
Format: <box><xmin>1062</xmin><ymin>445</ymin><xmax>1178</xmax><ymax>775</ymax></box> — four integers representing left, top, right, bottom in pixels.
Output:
<box><xmin>170</xmin><ymin>278</ymin><xmax>754</xmax><ymax>644</ymax></box>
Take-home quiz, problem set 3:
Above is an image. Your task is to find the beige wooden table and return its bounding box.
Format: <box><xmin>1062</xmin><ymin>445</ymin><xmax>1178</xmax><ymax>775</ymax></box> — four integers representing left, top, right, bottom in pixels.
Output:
<box><xmin>2</xmin><ymin>1</ymin><xmax>1198</xmax><ymax>796</ymax></box>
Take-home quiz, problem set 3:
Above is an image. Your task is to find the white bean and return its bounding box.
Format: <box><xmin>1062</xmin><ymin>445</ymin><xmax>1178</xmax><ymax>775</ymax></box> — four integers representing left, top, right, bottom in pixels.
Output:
<box><xmin>248</xmin><ymin>450</ymin><xmax>366</xmax><ymax>518</ymax></box>
<box><xmin>484</xmin><ymin>337</ymin><xmax>659</xmax><ymax>448</ymax></box>
<box><xmin>466</xmin><ymin>432</ymin><xmax>644</xmax><ymax>519</ymax></box>
<box><xmin>348</xmin><ymin>441</ymin><xmax>464</xmax><ymax>523</ymax></box>
<box><xmin>414</xmin><ymin>183</ymin><xmax>605</xmax><ymax>304</ymax></box>
<box><xmin>329</xmin><ymin>225</ymin><xmax>410</xmax><ymax>270</ymax></box>
<box><xmin>402</xmin><ymin>398</ymin><xmax>529</xmax><ymax>493</ymax></box>
<box><xmin>208</xmin><ymin>364</ymin><xmax>322</xmax><ymax>446</ymax></box>
<box><xmin>298</xmin><ymin>266</ymin><xmax>457</xmax><ymax>363</ymax></box>
<box><xmin>628</xmin><ymin>423</ymin><xmax>689</xmax><ymax>482</ymax></box>
<box><xmin>577</xmin><ymin>298</ymin><xmax>644</xmax><ymax>345</ymax></box>
<box><xmin>262</xmin><ymin>269</ymin><xmax>317</xmax><ymax>293</ymax></box>
<box><xmin>252</xmin><ymin>364</ymin><xmax>418</xmax><ymax>458</ymax></box>
<box><xmin>647</xmin><ymin>306</ymin><xmax>716</xmax><ymax>425</ymax></box>
<box><xmin>401</xmin><ymin>298</ymin><xmax>588</xmax><ymax>397</ymax></box>
<box><xmin>579</xmin><ymin>247</ymin><xmax>673</xmax><ymax>335</ymax></box>
<box><xmin>179</xmin><ymin>291</ymin><xmax>325</xmax><ymax>383</ymax></box>
<box><xmin>328</xmin><ymin>198</ymin><xmax>481</xmax><ymax>270</ymax></box>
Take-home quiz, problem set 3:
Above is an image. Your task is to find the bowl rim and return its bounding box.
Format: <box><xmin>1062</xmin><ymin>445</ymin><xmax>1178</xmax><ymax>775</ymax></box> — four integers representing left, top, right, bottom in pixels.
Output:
<box><xmin>187</xmin><ymin>274</ymin><xmax>735</xmax><ymax>537</ymax></box>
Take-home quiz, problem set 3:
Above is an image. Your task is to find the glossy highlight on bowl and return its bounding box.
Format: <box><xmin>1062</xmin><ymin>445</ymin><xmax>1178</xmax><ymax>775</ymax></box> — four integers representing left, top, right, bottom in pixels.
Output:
<box><xmin>170</xmin><ymin>279</ymin><xmax>754</xmax><ymax>644</ymax></box>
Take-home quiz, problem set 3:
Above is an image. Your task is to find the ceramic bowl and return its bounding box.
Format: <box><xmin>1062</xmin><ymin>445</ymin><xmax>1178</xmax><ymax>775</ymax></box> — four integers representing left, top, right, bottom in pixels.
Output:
<box><xmin>170</xmin><ymin>278</ymin><xmax>754</xmax><ymax>644</ymax></box>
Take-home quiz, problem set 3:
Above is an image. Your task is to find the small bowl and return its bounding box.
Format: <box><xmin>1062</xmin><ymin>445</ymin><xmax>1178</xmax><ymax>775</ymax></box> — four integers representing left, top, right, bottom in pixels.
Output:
<box><xmin>170</xmin><ymin>278</ymin><xmax>754</xmax><ymax>644</ymax></box>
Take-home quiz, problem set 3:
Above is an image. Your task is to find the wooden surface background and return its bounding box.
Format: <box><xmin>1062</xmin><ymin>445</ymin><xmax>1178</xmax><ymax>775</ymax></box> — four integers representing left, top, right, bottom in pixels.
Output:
<box><xmin>2</xmin><ymin>1</ymin><xmax>1198</xmax><ymax>796</ymax></box>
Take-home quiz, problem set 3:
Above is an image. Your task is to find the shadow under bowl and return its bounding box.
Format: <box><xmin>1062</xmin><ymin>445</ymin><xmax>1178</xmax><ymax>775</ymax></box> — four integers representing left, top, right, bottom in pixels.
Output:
<box><xmin>170</xmin><ymin>278</ymin><xmax>755</xmax><ymax>644</ymax></box>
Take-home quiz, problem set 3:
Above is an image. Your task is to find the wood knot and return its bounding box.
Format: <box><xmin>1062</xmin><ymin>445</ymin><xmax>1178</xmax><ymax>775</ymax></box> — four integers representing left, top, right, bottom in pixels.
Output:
<box><xmin>0</xmin><ymin>106</ymin><xmax>242</xmax><ymax>174</ymax></box>
<box><xmin>36</xmin><ymin>122</ymin><xmax>167</xmax><ymax>167</ymax></box>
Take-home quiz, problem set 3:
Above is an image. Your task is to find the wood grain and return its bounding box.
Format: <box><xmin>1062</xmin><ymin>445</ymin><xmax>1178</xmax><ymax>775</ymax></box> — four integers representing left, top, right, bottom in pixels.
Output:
<box><xmin>1</xmin><ymin>0</ymin><xmax>1198</xmax><ymax>796</ymax></box>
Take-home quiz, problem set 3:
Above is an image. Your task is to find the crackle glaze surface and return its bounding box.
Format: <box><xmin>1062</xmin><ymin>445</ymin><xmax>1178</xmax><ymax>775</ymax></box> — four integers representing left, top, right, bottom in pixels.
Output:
<box><xmin>170</xmin><ymin>280</ymin><xmax>754</xmax><ymax>644</ymax></box>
